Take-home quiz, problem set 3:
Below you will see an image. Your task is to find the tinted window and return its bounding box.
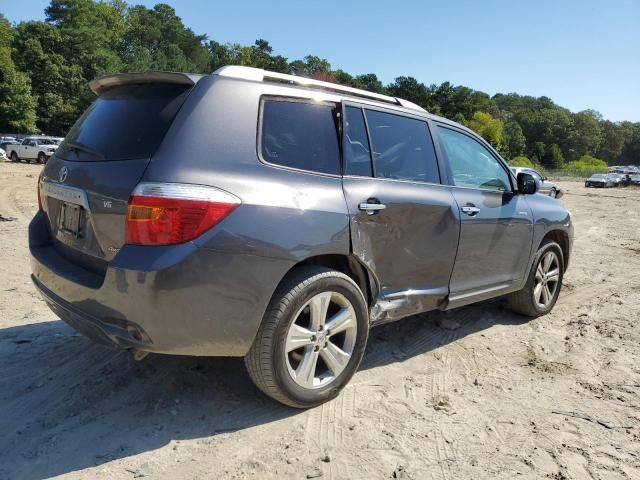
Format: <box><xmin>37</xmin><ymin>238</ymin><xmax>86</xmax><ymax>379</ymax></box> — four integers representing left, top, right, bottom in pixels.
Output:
<box><xmin>344</xmin><ymin>106</ymin><xmax>372</xmax><ymax>176</ymax></box>
<box><xmin>261</xmin><ymin>100</ymin><xmax>340</xmax><ymax>175</ymax></box>
<box><xmin>365</xmin><ymin>110</ymin><xmax>439</xmax><ymax>183</ymax></box>
<box><xmin>58</xmin><ymin>83</ymin><xmax>191</xmax><ymax>161</ymax></box>
<box><xmin>438</xmin><ymin>127</ymin><xmax>511</xmax><ymax>192</ymax></box>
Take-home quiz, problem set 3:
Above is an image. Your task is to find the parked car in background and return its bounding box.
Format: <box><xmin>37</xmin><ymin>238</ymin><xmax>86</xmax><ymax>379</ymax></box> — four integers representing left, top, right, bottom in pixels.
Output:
<box><xmin>630</xmin><ymin>174</ymin><xmax>640</xmax><ymax>185</ymax></box>
<box><xmin>5</xmin><ymin>136</ymin><xmax>59</xmax><ymax>163</ymax></box>
<box><xmin>0</xmin><ymin>136</ymin><xmax>17</xmax><ymax>144</ymax></box>
<box><xmin>30</xmin><ymin>66</ymin><xmax>574</xmax><ymax>408</ymax></box>
<box><xmin>610</xmin><ymin>173</ymin><xmax>629</xmax><ymax>187</ymax></box>
<box><xmin>48</xmin><ymin>137</ymin><xmax>65</xmax><ymax>145</ymax></box>
<box><xmin>511</xmin><ymin>167</ymin><xmax>563</xmax><ymax>198</ymax></box>
<box><xmin>585</xmin><ymin>173</ymin><xmax>615</xmax><ymax>188</ymax></box>
<box><xmin>1</xmin><ymin>140</ymin><xmax>21</xmax><ymax>153</ymax></box>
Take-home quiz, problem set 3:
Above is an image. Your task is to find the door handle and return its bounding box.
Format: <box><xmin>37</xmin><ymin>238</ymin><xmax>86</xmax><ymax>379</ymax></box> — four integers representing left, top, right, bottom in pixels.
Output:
<box><xmin>461</xmin><ymin>206</ymin><xmax>480</xmax><ymax>216</ymax></box>
<box><xmin>359</xmin><ymin>202</ymin><xmax>386</xmax><ymax>215</ymax></box>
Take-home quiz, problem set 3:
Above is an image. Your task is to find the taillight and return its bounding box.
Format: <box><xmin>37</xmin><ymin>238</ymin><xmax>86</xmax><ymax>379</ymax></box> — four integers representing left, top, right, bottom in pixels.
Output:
<box><xmin>126</xmin><ymin>183</ymin><xmax>240</xmax><ymax>246</ymax></box>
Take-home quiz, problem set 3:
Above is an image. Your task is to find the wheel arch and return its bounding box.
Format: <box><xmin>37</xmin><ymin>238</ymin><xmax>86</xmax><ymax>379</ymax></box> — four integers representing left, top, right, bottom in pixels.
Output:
<box><xmin>276</xmin><ymin>254</ymin><xmax>377</xmax><ymax>309</ymax></box>
<box><xmin>541</xmin><ymin>229</ymin><xmax>570</xmax><ymax>272</ymax></box>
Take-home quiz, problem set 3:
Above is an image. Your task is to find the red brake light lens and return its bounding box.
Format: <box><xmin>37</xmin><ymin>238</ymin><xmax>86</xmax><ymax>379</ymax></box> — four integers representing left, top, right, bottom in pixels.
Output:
<box><xmin>126</xmin><ymin>183</ymin><xmax>240</xmax><ymax>246</ymax></box>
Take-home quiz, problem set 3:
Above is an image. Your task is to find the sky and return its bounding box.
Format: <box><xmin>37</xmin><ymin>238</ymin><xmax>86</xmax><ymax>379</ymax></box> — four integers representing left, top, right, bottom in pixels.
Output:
<box><xmin>2</xmin><ymin>0</ymin><xmax>639</xmax><ymax>122</ymax></box>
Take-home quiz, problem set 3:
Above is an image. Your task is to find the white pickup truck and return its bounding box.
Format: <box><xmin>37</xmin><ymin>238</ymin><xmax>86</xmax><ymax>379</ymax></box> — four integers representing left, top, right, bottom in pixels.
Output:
<box><xmin>6</xmin><ymin>137</ymin><xmax>59</xmax><ymax>164</ymax></box>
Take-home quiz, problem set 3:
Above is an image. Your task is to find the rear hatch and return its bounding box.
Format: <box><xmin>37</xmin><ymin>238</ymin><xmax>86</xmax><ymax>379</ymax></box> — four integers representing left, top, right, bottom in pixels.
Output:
<box><xmin>40</xmin><ymin>72</ymin><xmax>201</xmax><ymax>275</ymax></box>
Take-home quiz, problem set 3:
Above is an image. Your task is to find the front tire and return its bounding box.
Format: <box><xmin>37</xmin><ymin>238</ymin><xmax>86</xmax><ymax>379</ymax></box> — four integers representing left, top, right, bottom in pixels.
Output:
<box><xmin>245</xmin><ymin>266</ymin><xmax>369</xmax><ymax>408</ymax></box>
<box><xmin>37</xmin><ymin>152</ymin><xmax>46</xmax><ymax>164</ymax></box>
<box><xmin>10</xmin><ymin>152</ymin><xmax>19</xmax><ymax>162</ymax></box>
<box><xmin>508</xmin><ymin>240</ymin><xmax>564</xmax><ymax>317</ymax></box>
<box><xmin>549</xmin><ymin>188</ymin><xmax>557</xmax><ymax>198</ymax></box>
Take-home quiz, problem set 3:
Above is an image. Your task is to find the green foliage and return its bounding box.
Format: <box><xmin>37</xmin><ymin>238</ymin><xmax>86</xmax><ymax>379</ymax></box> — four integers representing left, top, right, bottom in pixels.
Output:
<box><xmin>503</xmin><ymin>121</ymin><xmax>526</xmax><ymax>159</ymax></box>
<box><xmin>547</xmin><ymin>143</ymin><xmax>565</xmax><ymax>168</ymax></box>
<box><xmin>508</xmin><ymin>156</ymin><xmax>535</xmax><ymax>168</ymax></box>
<box><xmin>0</xmin><ymin>14</ymin><xmax>38</xmax><ymax>132</ymax></box>
<box><xmin>564</xmin><ymin>155</ymin><xmax>608</xmax><ymax>175</ymax></box>
<box><xmin>120</xmin><ymin>3</ymin><xmax>209</xmax><ymax>73</ymax></box>
<box><xmin>1</xmin><ymin>0</ymin><xmax>638</xmax><ymax>167</ymax></box>
<box><xmin>465</xmin><ymin>111</ymin><xmax>504</xmax><ymax>151</ymax></box>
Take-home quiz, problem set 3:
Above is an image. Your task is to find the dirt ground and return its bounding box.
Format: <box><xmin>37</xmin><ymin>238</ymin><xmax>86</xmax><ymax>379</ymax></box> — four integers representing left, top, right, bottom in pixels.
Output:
<box><xmin>0</xmin><ymin>161</ymin><xmax>639</xmax><ymax>480</ymax></box>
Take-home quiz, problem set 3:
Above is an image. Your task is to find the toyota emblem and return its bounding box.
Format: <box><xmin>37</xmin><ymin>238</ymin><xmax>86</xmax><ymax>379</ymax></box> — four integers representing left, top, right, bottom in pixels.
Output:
<box><xmin>59</xmin><ymin>166</ymin><xmax>68</xmax><ymax>183</ymax></box>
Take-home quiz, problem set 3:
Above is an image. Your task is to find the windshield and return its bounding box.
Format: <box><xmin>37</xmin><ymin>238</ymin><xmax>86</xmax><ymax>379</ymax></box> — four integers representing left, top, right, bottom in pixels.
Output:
<box><xmin>57</xmin><ymin>83</ymin><xmax>191</xmax><ymax>161</ymax></box>
<box><xmin>591</xmin><ymin>174</ymin><xmax>606</xmax><ymax>179</ymax></box>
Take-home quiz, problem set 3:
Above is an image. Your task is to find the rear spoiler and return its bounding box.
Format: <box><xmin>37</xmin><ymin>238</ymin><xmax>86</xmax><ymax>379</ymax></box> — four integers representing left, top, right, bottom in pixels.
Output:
<box><xmin>89</xmin><ymin>71</ymin><xmax>205</xmax><ymax>96</ymax></box>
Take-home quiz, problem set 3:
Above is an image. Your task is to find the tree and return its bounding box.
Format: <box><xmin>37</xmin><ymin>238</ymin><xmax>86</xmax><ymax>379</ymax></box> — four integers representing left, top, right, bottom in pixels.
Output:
<box><xmin>1</xmin><ymin>0</ymin><xmax>638</xmax><ymax>161</ymax></box>
<box><xmin>509</xmin><ymin>156</ymin><xmax>535</xmax><ymax>168</ymax></box>
<box><xmin>466</xmin><ymin>111</ymin><xmax>504</xmax><ymax>151</ymax></box>
<box><xmin>12</xmin><ymin>20</ymin><xmax>86</xmax><ymax>134</ymax></box>
<box><xmin>351</xmin><ymin>73</ymin><xmax>386</xmax><ymax>94</ymax></box>
<box><xmin>386</xmin><ymin>76</ymin><xmax>435</xmax><ymax>111</ymax></box>
<box><xmin>598</xmin><ymin>121</ymin><xmax>626</xmax><ymax>164</ymax></box>
<box><xmin>546</xmin><ymin>143</ymin><xmax>565</xmax><ymax>168</ymax></box>
<box><xmin>45</xmin><ymin>0</ymin><xmax>124</xmax><ymax>79</ymax></box>
<box><xmin>0</xmin><ymin>14</ymin><xmax>38</xmax><ymax>132</ymax></box>
<box><xmin>619</xmin><ymin>122</ymin><xmax>640</xmax><ymax>165</ymax></box>
<box><xmin>290</xmin><ymin>55</ymin><xmax>331</xmax><ymax>76</ymax></box>
<box><xmin>567</xmin><ymin>110</ymin><xmax>603</xmax><ymax>159</ymax></box>
<box><xmin>120</xmin><ymin>3</ymin><xmax>209</xmax><ymax>73</ymax></box>
<box><xmin>502</xmin><ymin>121</ymin><xmax>526</xmax><ymax>159</ymax></box>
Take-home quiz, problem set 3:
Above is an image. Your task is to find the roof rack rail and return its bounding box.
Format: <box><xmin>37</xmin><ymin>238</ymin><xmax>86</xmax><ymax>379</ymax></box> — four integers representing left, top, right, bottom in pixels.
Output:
<box><xmin>214</xmin><ymin>65</ymin><xmax>426</xmax><ymax>113</ymax></box>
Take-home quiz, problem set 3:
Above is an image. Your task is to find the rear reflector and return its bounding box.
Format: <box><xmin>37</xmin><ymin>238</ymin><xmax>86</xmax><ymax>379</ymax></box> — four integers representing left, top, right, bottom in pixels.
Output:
<box><xmin>126</xmin><ymin>183</ymin><xmax>240</xmax><ymax>245</ymax></box>
<box><xmin>37</xmin><ymin>176</ymin><xmax>43</xmax><ymax>211</ymax></box>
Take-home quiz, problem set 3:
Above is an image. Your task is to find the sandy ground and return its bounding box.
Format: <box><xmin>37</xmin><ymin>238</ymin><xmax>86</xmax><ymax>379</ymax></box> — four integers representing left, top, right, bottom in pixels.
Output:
<box><xmin>0</xmin><ymin>161</ymin><xmax>639</xmax><ymax>480</ymax></box>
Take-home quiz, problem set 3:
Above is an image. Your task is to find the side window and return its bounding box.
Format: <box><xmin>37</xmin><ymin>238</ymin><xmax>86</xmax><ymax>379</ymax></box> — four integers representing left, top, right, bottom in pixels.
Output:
<box><xmin>261</xmin><ymin>99</ymin><xmax>340</xmax><ymax>175</ymax></box>
<box><xmin>437</xmin><ymin>127</ymin><xmax>511</xmax><ymax>192</ymax></box>
<box><xmin>365</xmin><ymin>110</ymin><xmax>439</xmax><ymax>183</ymax></box>
<box><xmin>343</xmin><ymin>106</ymin><xmax>372</xmax><ymax>176</ymax></box>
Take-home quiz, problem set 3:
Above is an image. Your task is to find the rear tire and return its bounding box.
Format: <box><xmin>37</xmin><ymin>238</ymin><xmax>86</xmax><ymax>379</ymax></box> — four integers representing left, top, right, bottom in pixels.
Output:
<box><xmin>508</xmin><ymin>239</ymin><xmax>564</xmax><ymax>317</ymax></box>
<box><xmin>245</xmin><ymin>266</ymin><xmax>369</xmax><ymax>408</ymax></box>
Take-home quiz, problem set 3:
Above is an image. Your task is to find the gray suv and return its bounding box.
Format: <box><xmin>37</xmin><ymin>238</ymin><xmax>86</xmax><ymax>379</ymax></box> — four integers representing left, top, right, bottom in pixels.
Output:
<box><xmin>29</xmin><ymin>66</ymin><xmax>573</xmax><ymax>408</ymax></box>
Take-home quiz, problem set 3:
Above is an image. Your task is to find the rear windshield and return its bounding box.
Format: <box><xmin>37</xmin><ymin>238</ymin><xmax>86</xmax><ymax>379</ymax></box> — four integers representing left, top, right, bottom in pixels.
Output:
<box><xmin>57</xmin><ymin>83</ymin><xmax>191</xmax><ymax>161</ymax></box>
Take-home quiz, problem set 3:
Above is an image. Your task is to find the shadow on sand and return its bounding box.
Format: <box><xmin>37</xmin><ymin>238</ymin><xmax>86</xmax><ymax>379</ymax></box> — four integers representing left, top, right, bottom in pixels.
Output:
<box><xmin>0</xmin><ymin>300</ymin><xmax>530</xmax><ymax>479</ymax></box>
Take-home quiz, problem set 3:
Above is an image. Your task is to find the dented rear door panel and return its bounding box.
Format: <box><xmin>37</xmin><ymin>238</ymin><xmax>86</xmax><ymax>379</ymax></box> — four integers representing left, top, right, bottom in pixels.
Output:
<box><xmin>342</xmin><ymin>176</ymin><xmax>460</xmax><ymax>322</ymax></box>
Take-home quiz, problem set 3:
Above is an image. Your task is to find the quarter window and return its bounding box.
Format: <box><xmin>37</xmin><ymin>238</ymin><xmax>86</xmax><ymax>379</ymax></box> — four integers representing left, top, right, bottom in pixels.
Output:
<box><xmin>343</xmin><ymin>106</ymin><xmax>372</xmax><ymax>176</ymax></box>
<box><xmin>365</xmin><ymin>110</ymin><xmax>439</xmax><ymax>183</ymax></box>
<box><xmin>437</xmin><ymin>127</ymin><xmax>511</xmax><ymax>192</ymax></box>
<box><xmin>261</xmin><ymin>99</ymin><xmax>340</xmax><ymax>175</ymax></box>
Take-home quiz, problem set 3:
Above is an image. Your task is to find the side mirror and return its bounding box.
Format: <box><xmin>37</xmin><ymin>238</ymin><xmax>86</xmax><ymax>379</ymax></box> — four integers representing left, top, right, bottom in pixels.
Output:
<box><xmin>517</xmin><ymin>172</ymin><xmax>538</xmax><ymax>195</ymax></box>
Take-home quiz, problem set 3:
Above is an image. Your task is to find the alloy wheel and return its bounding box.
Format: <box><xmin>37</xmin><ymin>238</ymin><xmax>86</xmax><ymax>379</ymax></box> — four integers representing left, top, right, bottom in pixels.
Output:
<box><xmin>533</xmin><ymin>251</ymin><xmax>560</xmax><ymax>309</ymax></box>
<box><xmin>284</xmin><ymin>291</ymin><xmax>357</xmax><ymax>389</ymax></box>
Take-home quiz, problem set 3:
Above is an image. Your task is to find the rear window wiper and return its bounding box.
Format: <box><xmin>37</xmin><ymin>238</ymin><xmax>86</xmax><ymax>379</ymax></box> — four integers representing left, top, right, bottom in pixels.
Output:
<box><xmin>65</xmin><ymin>141</ymin><xmax>105</xmax><ymax>160</ymax></box>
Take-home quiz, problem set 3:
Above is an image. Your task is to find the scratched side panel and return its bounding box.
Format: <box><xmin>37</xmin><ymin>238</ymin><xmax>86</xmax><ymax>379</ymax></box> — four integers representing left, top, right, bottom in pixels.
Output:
<box><xmin>341</xmin><ymin>176</ymin><xmax>460</xmax><ymax>322</ymax></box>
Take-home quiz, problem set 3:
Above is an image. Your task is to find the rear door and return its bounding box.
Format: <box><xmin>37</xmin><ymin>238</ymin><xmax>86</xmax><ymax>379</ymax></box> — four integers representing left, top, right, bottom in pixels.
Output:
<box><xmin>40</xmin><ymin>78</ymin><xmax>196</xmax><ymax>273</ymax></box>
<box><xmin>341</xmin><ymin>104</ymin><xmax>460</xmax><ymax>321</ymax></box>
<box><xmin>433</xmin><ymin>124</ymin><xmax>534</xmax><ymax>305</ymax></box>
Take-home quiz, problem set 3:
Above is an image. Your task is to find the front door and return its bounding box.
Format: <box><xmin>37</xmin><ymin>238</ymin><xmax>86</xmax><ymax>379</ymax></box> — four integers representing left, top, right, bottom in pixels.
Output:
<box><xmin>340</xmin><ymin>104</ymin><xmax>460</xmax><ymax>322</ymax></box>
<box><xmin>22</xmin><ymin>140</ymin><xmax>34</xmax><ymax>159</ymax></box>
<box><xmin>434</xmin><ymin>125</ymin><xmax>534</xmax><ymax>305</ymax></box>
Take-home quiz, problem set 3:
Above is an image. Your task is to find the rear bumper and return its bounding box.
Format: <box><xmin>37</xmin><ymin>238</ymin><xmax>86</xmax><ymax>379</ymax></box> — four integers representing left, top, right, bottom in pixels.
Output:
<box><xmin>33</xmin><ymin>276</ymin><xmax>147</xmax><ymax>349</ymax></box>
<box><xmin>29</xmin><ymin>211</ymin><xmax>294</xmax><ymax>356</ymax></box>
